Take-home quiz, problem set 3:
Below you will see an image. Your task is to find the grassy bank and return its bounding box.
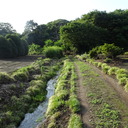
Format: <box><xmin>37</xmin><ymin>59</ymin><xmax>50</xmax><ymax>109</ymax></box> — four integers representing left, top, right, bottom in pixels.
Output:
<box><xmin>41</xmin><ymin>59</ymin><xmax>82</xmax><ymax>128</ymax></box>
<box><xmin>0</xmin><ymin>58</ymin><xmax>62</xmax><ymax>128</ymax></box>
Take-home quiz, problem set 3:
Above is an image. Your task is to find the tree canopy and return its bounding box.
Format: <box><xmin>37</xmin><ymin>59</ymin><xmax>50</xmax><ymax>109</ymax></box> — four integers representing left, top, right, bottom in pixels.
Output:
<box><xmin>0</xmin><ymin>22</ymin><xmax>16</xmax><ymax>36</ymax></box>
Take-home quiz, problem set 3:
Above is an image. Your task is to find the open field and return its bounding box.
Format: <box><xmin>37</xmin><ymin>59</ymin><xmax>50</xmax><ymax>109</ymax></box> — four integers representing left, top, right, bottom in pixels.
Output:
<box><xmin>0</xmin><ymin>55</ymin><xmax>42</xmax><ymax>73</ymax></box>
<box><xmin>0</xmin><ymin>57</ymin><xmax>128</xmax><ymax>128</ymax></box>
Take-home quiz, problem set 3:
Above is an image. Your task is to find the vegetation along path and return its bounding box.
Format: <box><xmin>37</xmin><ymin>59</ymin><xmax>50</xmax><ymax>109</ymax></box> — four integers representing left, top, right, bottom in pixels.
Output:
<box><xmin>74</xmin><ymin>59</ymin><xmax>128</xmax><ymax>128</ymax></box>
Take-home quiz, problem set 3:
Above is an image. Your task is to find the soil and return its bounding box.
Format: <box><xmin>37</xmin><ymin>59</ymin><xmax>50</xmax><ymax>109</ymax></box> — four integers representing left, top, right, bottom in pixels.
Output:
<box><xmin>89</xmin><ymin>63</ymin><xmax>128</xmax><ymax>106</ymax></box>
<box><xmin>0</xmin><ymin>55</ymin><xmax>42</xmax><ymax>73</ymax></box>
<box><xmin>0</xmin><ymin>55</ymin><xmax>41</xmax><ymax>113</ymax></box>
<box><xmin>75</xmin><ymin>60</ymin><xmax>128</xmax><ymax>128</ymax></box>
<box><xmin>75</xmin><ymin>63</ymin><xmax>92</xmax><ymax>128</ymax></box>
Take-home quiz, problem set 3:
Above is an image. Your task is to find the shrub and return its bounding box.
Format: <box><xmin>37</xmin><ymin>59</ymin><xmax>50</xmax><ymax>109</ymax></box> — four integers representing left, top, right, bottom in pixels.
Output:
<box><xmin>0</xmin><ymin>72</ymin><xmax>14</xmax><ymax>84</ymax></box>
<box><xmin>44</xmin><ymin>39</ymin><xmax>54</xmax><ymax>47</ymax></box>
<box><xmin>124</xmin><ymin>52</ymin><xmax>128</xmax><ymax>55</ymax></box>
<box><xmin>89</xmin><ymin>43</ymin><xmax>123</xmax><ymax>59</ymax></box>
<box><xmin>92</xmin><ymin>62</ymin><xmax>99</xmax><ymax>67</ymax></box>
<box><xmin>101</xmin><ymin>63</ymin><xmax>108</xmax><ymax>69</ymax></box>
<box><xmin>97</xmin><ymin>62</ymin><xmax>102</xmax><ymax>68</ymax></box>
<box><xmin>118</xmin><ymin>77</ymin><xmax>128</xmax><ymax>85</ymax></box>
<box><xmin>116</xmin><ymin>69</ymin><xmax>128</xmax><ymax>75</ymax></box>
<box><xmin>116</xmin><ymin>73</ymin><xmax>128</xmax><ymax>80</ymax></box>
<box><xmin>28</xmin><ymin>43</ymin><xmax>42</xmax><ymax>55</ymax></box>
<box><xmin>43</xmin><ymin>46</ymin><xmax>63</xmax><ymax>58</ymax></box>
<box><xmin>89</xmin><ymin>46</ymin><xmax>99</xmax><ymax>58</ymax></box>
<box><xmin>102</xmin><ymin>65</ymin><xmax>111</xmax><ymax>74</ymax></box>
<box><xmin>101</xmin><ymin>43</ymin><xmax>123</xmax><ymax>58</ymax></box>
<box><xmin>108</xmin><ymin>67</ymin><xmax>119</xmax><ymax>75</ymax></box>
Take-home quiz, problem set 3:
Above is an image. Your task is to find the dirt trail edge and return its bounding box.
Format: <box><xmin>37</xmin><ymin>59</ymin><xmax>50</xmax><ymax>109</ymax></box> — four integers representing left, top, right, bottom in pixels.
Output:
<box><xmin>75</xmin><ymin>62</ymin><xmax>92</xmax><ymax>128</ymax></box>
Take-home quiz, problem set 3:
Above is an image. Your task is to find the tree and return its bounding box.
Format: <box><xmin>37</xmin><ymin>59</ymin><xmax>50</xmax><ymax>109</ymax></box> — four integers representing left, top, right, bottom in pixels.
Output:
<box><xmin>80</xmin><ymin>10</ymin><xmax>128</xmax><ymax>50</ymax></box>
<box><xmin>0</xmin><ymin>36</ymin><xmax>13</xmax><ymax>58</ymax></box>
<box><xmin>60</xmin><ymin>22</ymin><xmax>108</xmax><ymax>54</ymax></box>
<box><xmin>0</xmin><ymin>22</ymin><xmax>16</xmax><ymax>36</ymax></box>
<box><xmin>23</xmin><ymin>20</ymin><xmax>38</xmax><ymax>33</ymax></box>
<box><xmin>23</xmin><ymin>19</ymin><xmax>69</xmax><ymax>47</ymax></box>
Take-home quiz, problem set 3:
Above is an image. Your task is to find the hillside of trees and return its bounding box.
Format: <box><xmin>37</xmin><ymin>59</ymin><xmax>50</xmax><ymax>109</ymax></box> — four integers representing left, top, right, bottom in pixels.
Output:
<box><xmin>1</xmin><ymin>9</ymin><xmax>128</xmax><ymax>58</ymax></box>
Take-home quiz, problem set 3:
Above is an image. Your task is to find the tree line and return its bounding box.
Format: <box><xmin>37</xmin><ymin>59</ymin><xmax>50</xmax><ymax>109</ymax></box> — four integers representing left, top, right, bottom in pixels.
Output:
<box><xmin>0</xmin><ymin>34</ymin><xmax>28</xmax><ymax>58</ymax></box>
<box><xmin>60</xmin><ymin>9</ymin><xmax>128</xmax><ymax>54</ymax></box>
<box><xmin>1</xmin><ymin>9</ymin><xmax>128</xmax><ymax>58</ymax></box>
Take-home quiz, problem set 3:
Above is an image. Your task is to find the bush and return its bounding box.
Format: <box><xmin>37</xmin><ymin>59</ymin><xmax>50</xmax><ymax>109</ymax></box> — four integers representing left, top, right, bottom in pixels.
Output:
<box><xmin>116</xmin><ymin>69</ymin><xmax>128</xmax><ymax>75</ymax></box>
<box><xmin>101</xmin><ymin>43</ymin><xmax>123</xmax><ymax>58</ymax></box>
<box><xmin>89</xmin><ymin>43</ymin><xmax>123</xmax><ymax>59</ymax></box>
<box><xmin>108</xmin><ymin>67</ymin><xmax>119</xmax><ymax>75</ymax></box>
<box><xmin>43</xmin><ymin>46</ymin><xmax>63</xmax><ymax>58</ymax></box>
<box><xmin>118</xmin><ymin>77</ymin><xmax>128</xmax><ymax>85</ymax></box>
<box><xmin>101</xmin><ymin>63</ymin><xmax>108</xmax><ymax>69</ymax></box>
<box><xmin>28</xmin><ymin>43</ymin><xmax>42</xmax><ymax>55</ymax></box>
<box><xmin>102</xmin><ymin>65</ymin><xmax>111</xmax><ymax>74</ymax></box>
<box><xmin>97</xmin><ymin>62</ymin><xmax>102</xmax><ymax>68</ymax></box>
<box><xmin>116</xmin><ymin>73</ymin><xmax>128</xmax><ymax>80</ymax></box>
<box><xmin>89</xmin><ymin>46</ymin><xmax>99</xmax><ymax>58</ymax></box>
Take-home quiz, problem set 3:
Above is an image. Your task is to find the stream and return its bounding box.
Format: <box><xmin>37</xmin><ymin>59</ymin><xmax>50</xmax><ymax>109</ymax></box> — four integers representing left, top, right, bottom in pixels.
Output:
<box><xmin>18</xmin><ymin>74</ymin><xmax>59</xmax><ymax>128</ymax></box>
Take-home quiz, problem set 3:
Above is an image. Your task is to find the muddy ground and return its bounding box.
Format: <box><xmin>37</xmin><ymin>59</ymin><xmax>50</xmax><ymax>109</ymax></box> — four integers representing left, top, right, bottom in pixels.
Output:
<box><xmin>0</xmin><ymin>55</ymin><xmax>42</xmax><ymax>73</ymax></box>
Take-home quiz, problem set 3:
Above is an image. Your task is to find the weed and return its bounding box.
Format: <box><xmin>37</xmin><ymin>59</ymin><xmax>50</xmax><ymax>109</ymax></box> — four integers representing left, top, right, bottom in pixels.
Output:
<box><xmin>67</xmin><ymin>94</ymin><xmax>80</xmax><ymax>113</ymax></box>
<box><xmin>118</xmin><ymin>77</ymin><xmax>128</xmax><ymax>85</ymax></box>
<box><xmin>102</xmin><ymin>65</ymin><xmax>111</xmax><ymax>74</ymax></box>
<box><xmin>68</xmin><ymin>114</ymin><xmax>82</xmax><ymax>128</ymax></box>
<box><xmin>108</xmin><ymin>67</ymin><xmax>119</xmax><ymax>75</ymax></box>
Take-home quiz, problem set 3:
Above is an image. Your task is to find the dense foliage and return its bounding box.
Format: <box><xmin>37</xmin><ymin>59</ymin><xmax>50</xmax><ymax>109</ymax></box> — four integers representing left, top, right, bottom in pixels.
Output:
<box><xmin>28</xmin><ymin>43</ymin><xmax>42</xmax><ymax>55</ymax></box>
<box><xmin>60</xmin><ymin>22</ymin><xmax>107</xmax><ymax>54</ymax></box>
<box><xmin>89</xmin><ymin>43</ymin><xmax>123</xmax><ymax>59</ymax></box>
<box><xmin>0</xmin><ymin>34</ymin><xmax>28</xmax><ymax>58</ymax></box>
<box><xmin>23</xmin><ymin>19</ymin><xmax>69</xmax><ymax>46</ymax></box>
<box><xmin>60</xmin><ymin>9</ymin><xmax>128</xmax><ymax>54</ymax></box>
<box><xmin>43</xmin><ymin>46</ymin><xmax>63</xmax><ymax>58</ymax></box>
<box><xmin>0</xmin><ymin>22</ymin><xmax>16</xmax><ymax>36</ymax></box>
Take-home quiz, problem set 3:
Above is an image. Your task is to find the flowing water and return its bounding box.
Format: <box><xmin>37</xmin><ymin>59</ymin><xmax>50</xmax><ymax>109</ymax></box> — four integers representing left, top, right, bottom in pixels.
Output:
<box><xmin>18</xmin><ymin>74</ymin><xmax>59</xmax><ymax>128</ymax></box>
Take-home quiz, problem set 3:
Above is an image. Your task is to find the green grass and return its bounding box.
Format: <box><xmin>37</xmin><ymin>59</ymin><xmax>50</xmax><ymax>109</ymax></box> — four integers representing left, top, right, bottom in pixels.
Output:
<box><xmin>68</xmin><ymin>114</ymin><xmax>82</xmax><ymax>128</ymax></box>
<box><xmin>0</xmin><ymin>58</ymin><xmax>62</xmax><ymax>128</ymax></box>
<box><xmin>43</xmin><ymin>59</ymin><xmax>82</xmax><ymax>128</ymax></box>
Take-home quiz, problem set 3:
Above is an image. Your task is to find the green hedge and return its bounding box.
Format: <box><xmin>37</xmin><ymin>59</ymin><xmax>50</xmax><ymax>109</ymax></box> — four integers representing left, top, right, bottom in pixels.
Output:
<box><xmin>0</xmin><ymin>34</ymin><xmax>28</xmax><ymax>58</ymax></box>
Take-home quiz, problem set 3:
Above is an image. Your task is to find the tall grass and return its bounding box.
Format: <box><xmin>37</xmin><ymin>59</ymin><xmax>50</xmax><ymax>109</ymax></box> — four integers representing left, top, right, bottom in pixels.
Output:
<box><xmin>43</xmin><ymin>46</ymin><xmax>63</xmax><ymax>58</ymax></box>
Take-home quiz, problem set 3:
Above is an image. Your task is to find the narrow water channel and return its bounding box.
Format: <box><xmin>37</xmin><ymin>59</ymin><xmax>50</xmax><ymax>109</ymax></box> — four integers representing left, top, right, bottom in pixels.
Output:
<box><xmin>18</xmin><ymin>74</ymin><xmax>59</xmax><ymax>128</ymax></box>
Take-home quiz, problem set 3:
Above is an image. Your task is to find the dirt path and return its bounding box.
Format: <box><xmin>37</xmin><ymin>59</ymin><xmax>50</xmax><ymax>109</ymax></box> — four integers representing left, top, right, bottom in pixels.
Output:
<box><xmin>75</xmin><ymin>63</ymin><xmax>92</xmax><ymax>128</ymax></box>
<box><xmin>0</xmin><ymin>55</ymin><xmax>42</xmax><ymax>73</ymax></box>
<box><xmin>87</xmin><ymin>62</ymin><xmax>128</xmax><ymax>106</ymax></box>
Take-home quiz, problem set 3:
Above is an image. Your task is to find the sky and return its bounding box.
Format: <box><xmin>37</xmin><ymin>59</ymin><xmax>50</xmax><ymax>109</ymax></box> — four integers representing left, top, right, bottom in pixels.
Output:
<box><xmin>0</xmin><ymin>0</ymin><xmax>128</xmax><ymax>33</ymax></box>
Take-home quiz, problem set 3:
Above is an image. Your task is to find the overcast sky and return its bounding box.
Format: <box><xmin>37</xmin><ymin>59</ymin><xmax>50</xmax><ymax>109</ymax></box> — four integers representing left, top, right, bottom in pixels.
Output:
<box><xmin>0</xmin><ymin>0</ymin><xmax>128</xmax><ymax>33</ymax></box>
